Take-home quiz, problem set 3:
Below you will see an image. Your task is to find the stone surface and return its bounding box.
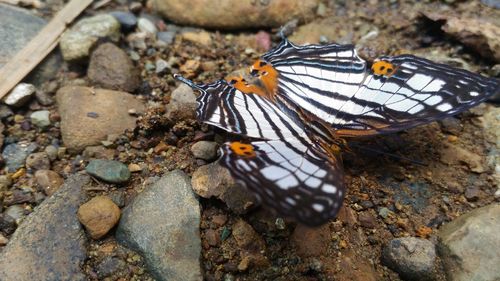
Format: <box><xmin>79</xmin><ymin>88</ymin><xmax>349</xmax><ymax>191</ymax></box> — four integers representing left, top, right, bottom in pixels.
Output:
<box><xmin>110</xmin><ymin>11</ymin><xmax>137</xmax><ymax>32</ymax></box>
<box><xmin>165</xmin><ymin>84</ymin><xmax>197</xmax><ymax>122</ymax></box>
<box><xmin>190</xmin><ymin>141</ymin><xmax>218</xmax><ymax>161</ymax></box>
<box><xmin>291</xmin><ymin>224</ymin><xmax>331</xmax><ymax>257</ymax></box>
<box><xmin>87</xmin><ymin>43</ymin><xmax>141</xmax><ymax>92</ymax></box>
<box><xmin>4</xmin><ymin>83</ymin><xmax>35</xmax><ymax>107</ymax></box>
<box><xmin>181</xmin><ymin>31</ymin><xmax>212</xmax><ymax>46</ymax></box>
<box><xmin>30</xmin><ymin>110</ymin><xmax>51</xmax><ymax>129</ymax></box>
<box><xmin>35</xmin><ymin>170</ymin><xmax>64</xmax><ymax>196</ymax></box>
<box><xmin>96</xmin><ymin>256</ymin><xmax>127</xmax><ymax>279</ymax></box>
<box><xmin>116</xmin><ymin>170</ymin><xmax>202</xmax><ymax>281</ymax></box>
<box><xmin>59</xmin><ymin>14</ymin><xmax>120</xmax><ymax>62</ymax></box>
<box><xmin>232</xmin><ymin>219</ymin><xmax>268</xmax><ymax>269</ymax></box>
<box><xmin>152</xmin><ymin>0</ymin><xmax>319</xmax><ymax>29</ymax></box>
<box><xmin>86</xmin><ymin>159</ymin><xmax>131</xmax><ymax>184</ymax></box>
<box><xmin>440</xmin><ymin>143</ymin><xmax>486</xmax><ymax>173</ymax></box>
<box><xmin>382</xmin><ymin>237</ymin><xmax>437</xmax><ymax>281</ymax></box>
<box><xmin>137</xmin><ymin>18</ymin><xmax>157</xmax><ymax>36</ymax></box>
<box><xmin>0</xmin><ymin>173</ymin><xmax>90</xmax><ymax>281</ymax></box>
<box><xmin>25</xmin><ymin>152</ymin><xmax>51</xmax><ymax>170</ymax></box>
<box><xmin>0</xmin><ymin>4</ymin><xmax>60</xmax><ymax>86</ymax></box>
<box><xmin>2</xmin><ymin>142</ymin><xmax>37</xmax><ymax>172</ymax></box>
<box><xmin>56</xmin><ymin>86</ymin><xmax>145</xmax><ymax>153</ymax></box>
<box><xmin>438</xmin><ymin>204</ymin><xmax>500</xmax><ymax>281</ymax></box>
<box><xmin>78</xmin><ymin>196</ymin><xmax>121</xmax><ymax>239</ymax></box>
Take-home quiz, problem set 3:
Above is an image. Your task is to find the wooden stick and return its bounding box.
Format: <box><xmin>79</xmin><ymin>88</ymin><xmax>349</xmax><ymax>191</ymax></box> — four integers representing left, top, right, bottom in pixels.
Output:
<box><xmin>0</xmin><ymin>0</ymin><xmax>93</xmax><ymax>99</ymax></box>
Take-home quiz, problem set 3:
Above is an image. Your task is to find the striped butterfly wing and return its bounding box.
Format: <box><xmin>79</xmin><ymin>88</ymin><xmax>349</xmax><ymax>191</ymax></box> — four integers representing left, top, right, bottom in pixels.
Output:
<box><xmin>175</xmin><ymin>76</ymin><xmax>345</xmax><ymax>226</ymax></box>
<box><xmin>259</xmin><ymin>39</ymin><xmax>499</xmax><ymax>137</ymax></box>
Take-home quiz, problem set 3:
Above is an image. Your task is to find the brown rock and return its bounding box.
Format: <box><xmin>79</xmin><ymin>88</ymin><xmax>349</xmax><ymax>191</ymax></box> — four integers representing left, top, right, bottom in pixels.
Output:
<box><xmin>181</xmin><ymin>31</ymin><xmax>212</xmax><ymax>46</ymax></box>
<box><xmin>25</xmin><ymin>152</ymin><xmax>50</xmax><ymax>170</ymax></box>
<box><xmin>232</xmin><ymin>220</ymin><xmax>268</xmax><ymax>268</ymax></box>
<box><xmin>291</xmin><ymin>224</ymin><xmax>330</xmax><ymax>257</ymax></box>
<box><xmin>56</xmin><ymin>86</ymin><xmax>145</xmax><ymax>153</ymax></box>
<box><xmin>77</xmin><ymin>196</ymin><xmax>121</xmax><ymax>239</ymax></box>
<box><xmin>152</xmin><ymin>0</ymin><xmax>319</xmax><ymax>29</ymax></box>
<box><xmin>440</xmin><ymin>143</ymin><xmax>486</xmax><ymax>173</ymax></box>
<box><xmin>205</xmin><ymin>229</ymin><xmax>220</xmax><ymax>246</ymax></box>
<box><xmin>358</xmin><ymin>212</ymin><xmax>377</xmax><ymax>229</ymax></box>
<box><xmin>87</xmin><ymin>43</ymin><xmax>141</xmax><ymax>92</ymax></box>
<box><xmin>165</xmin><ymin>84</ymin><xmax>197</xmax><ymax>122</ymax></box>
<box><xmin>35</xmin><ymin>170</ymin><xmax>64</xmax><ymax>196</ymax></box>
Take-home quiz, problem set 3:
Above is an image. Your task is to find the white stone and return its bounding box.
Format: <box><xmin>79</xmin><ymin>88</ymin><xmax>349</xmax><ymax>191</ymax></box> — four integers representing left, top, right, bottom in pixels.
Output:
<box><xmin>4</xmin><ymin>83</ymin><xmax>35</xmax><ymax>107</ymax></box>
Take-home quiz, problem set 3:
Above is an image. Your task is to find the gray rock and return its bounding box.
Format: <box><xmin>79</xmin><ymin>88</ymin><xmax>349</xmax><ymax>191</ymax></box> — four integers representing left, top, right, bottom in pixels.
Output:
<box><xmin>86</xmin><ymin>159</ymin><xmax>131</xmax><ymax>184</ymax></box>
<box><xmin>157</xmin><ymin>31</ymin><xmax>176</xmax><ymax>45</ymax></box>
<box><xmin>87</xmin><ymin>43</ymin><xmax>141</xmax><ymax>93</ymax></box>
<box><xmin>0</xmin><ymin>213</ymin><xmax>16</xmax><ymax>235</ymax></box>
<box><xmin>0</xmin><ymin>173</ymin><xmax>89</xmax><ymax>281</ymax></box>
<box><xmin>0</xmin><ymin>105</ymin><xmax>13</xmax><ymax>120</ymax></box>
<box><xmin>4</xmin><ymin>204</ymin><xmax>25</xmax><ymax>222</ymax></box>
<box><xmin>155</xmin><ymin>58</ymin><xmax>170</xmax><ymax>75</ymax></box>
<box><xmin>190</xmin><ymin>141</ymin><xmax>218</xmax><ymax>161</ymax></box>
<box><xmin>30</xmin><ymin>110</ymin><xmax>51</xmax><ymax>129</ymax></box>
<box><xmin>2</xmin><ymin>142</ymin><xmax>38</xmax><ymax>172</ymax></box>
<box><xmin>110</xmin><ymin>11</ymin><xmax>137</xmax><ymax>32</ymax></box>
<box><xmin>56</xmin><ymin>86</ymin><xmax>145</xmax><ymax>153</ymax></box>
<box><xmin>96</xmin><ymin>256</ymin><xmax>127</xmax><ymax>279</ymax></box>
<box><xmin>0</xmin><ymin>175</ymin><xmax>12</xmax><ymax>191</ymax></box>
<box><xmin>0</xmin><ymin>4</ymin><xmax>61</xmax><ymax>86</ymax></box>
<box><xmin>382</xmin><ymin>237</ymin><xmax>437</xmax><ymax>281</ymax></box>
<box><xmin>25</xmin><ymin>152</ymin><xmax>51</xmax><ymax>170</ymax></box>
<box><xmin>116</xmin><ymin>170</ymin><xmax>202</xmax><ymax>281</ymax></box>
<box><xmin>438</xmin><ymin>204</ymin><xmax>500</xmax><ymax>281</ymax></box>
<box><xmin>59</xmin><ymin>14</ymin><xmax>120</xmax><ymax>62</ymax></box>
<box><xmin>4</xmin><ymin>83</ymin><xmax>35</xmax><ymax>107</ymax></box>
<box><xmin>165</xmin><ymin>84</ymin><xmax>197</xmax><ymax>122</ymax></box>
<box><xmin>137</xmin><ymin>18</ymin><xmax>157</xmax><ymax>36</ymax></box>
<box><xmin>481</xmin><ymin>0</ymin><xmax>500</xmax><ymax>9</ymax></box>
<box><xmin>44</xmin><ymin>145</ymin><xmax>58</xmax><ymax>161</ymax></box>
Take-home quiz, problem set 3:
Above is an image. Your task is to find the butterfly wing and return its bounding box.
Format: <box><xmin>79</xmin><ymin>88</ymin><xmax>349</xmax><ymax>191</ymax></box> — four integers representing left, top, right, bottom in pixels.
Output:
<box><xmin>262</xmin><ymin>39</ymin><xmax>499</xmax><ymax>137</ymax></box>
<box><xmin>221</xmin><ymin>139</ymin><xmax>345</xmax><ymax>226</ymax></box>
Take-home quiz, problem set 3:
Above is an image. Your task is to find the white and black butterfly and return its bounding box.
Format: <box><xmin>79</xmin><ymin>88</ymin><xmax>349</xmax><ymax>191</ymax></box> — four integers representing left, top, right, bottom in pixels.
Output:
<box><xmin>175</xmin><ymin>38</ymin><xmax>499</xmax><ymax>226</ymax></box>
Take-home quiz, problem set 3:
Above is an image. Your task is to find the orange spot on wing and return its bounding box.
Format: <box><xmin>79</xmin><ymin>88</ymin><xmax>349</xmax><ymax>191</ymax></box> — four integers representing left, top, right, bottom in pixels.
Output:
<box><xmin>372</xmin><ymin>60</ymin><xmax>397</xmax><ymax>77</ymax></box>
<box><xmin>250</xmin><ymin>59</ymin><xmax>279</xmax><ymax>100</ymax></box>
<box><xmin>226</xmin><ymin>76</ymin><xmax>267</xmax><ymax>97</ymax></box>
<box><xmin>229</xmin><ymin>141</ymin><xmax>256</xmax><ymax>158</ymax></box>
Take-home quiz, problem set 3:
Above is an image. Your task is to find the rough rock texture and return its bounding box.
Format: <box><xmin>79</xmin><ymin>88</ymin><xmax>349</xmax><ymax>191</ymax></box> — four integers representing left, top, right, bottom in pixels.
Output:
<box><xmin>152</xmin><ymin>0</ymin><xmax>319</xmax><ymax>29</ymax></box>
<box><xmin>165</xmin><ymin>84</ymin><xmax>197</xmax><ymax>122</ymax></box>
<box><xmin>382</xmin><ymin>237</ymin><xmax>437</xmax><ymax>281</ymax></box>
<box><xmin>0</xmin><ymin>173</ymin><xmax>90</xmax><ymax>281</ymax></box>
<box><xmin>116</xmin><ymin>170</ymin><xmax>202</xmax><ymax>281</ymax></box>
<box><xmin>87</xmin><ymin>43</ymin><xmax>141</xmax><ymax>92</ymax></box>
<box><xmin>78</xmin><ymin>196</ymin><xmax>121</xmax><ymax>239</ymax></box>
<box><xmin>59</xmin><ymin>14</ymin><xmax>120</xmax><ymax>62</ymax></box>
<box><xmin>56</xmin><ymin>86</ymin><xmax>145</xmax><ymax>153</ymax></box>
<box><xmin>438</xmin><ymin>204</ymin><xmax>500</xmax><ymax>281</ymax></box>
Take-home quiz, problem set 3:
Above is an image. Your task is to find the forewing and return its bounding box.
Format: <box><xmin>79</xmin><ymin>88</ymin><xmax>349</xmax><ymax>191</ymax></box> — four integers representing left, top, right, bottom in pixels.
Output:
<box><xmin>194</xmin><ymin>80</ymin><xmax>303</xmax><ymax>140</ymax></box>
<box><xmin>263</xmin><ymin>40</ymin><xmax>499</xmax><ymax>137</ymax></box>
<box><xmin>220</xmin><ymin>138</ymin><xmax>345</xmax><ymax>226</ymax></box>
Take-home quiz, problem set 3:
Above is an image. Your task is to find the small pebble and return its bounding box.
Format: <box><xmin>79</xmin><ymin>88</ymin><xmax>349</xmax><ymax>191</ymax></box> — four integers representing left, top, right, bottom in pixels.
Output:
<box><xmin>137</xmin><ymin>18</ymin><xmax>157</xmax><ymax>36</ymax></box>
<box><xmin>157</xmin><ymin>31</ymin><xmax>176</xmax><ymax>45</ymax></box>
<box><xmin>2</xmin><ymin>142</ymin><xmax>38</xmax><ymax>172</ymax></box>
<box><xmin>4</xmin><ymin>83</ymin><xmax>35</xmax><ymax>107</ymax></box>
<box><xmin>155</xmin><ymin>59</ymin><xmax>170</xmax><ymax>74</ymax></box>
<box><xmin>0</xmin><ymin>233</ymin><xmax>8</xmax><ymax>246</ymax></box>
<box><xmin>44</xmin><ymin>145</ymin><xmax>58</xmax><ymax>161</ymax></box>
<box><xmin>86</xmin><ymin>159</ymin><xmax>131</xmax><ymax>184</ymax></box>
<box><xmin>35</xmin><ymin>170</ymin><xmax>64</xmax><ymax>196</ymax></box>
<box><xmin>110</xmin><ymin>11</ymin><xmax>137</xmax><ymax>32</ymax></box>
<box><xmin>5</xmin><ymin>204</ymin><xmax>25</xmax><ymax>222</ymax></box>
<box><xmin>96</xmin><ymin>256</ymin><xmax>127</xmax><ymax>279</ymax></box>
<box><xmin>77</xmin><ymin>196</ymin><xmax>121</xmax><ymax>239</ymax></box>
<box><xmin>25</xmin><ymin>152</ymin><xmax>51</xmax><ymax>170</ymax></box>
<box><xmin>190</xmin><ymin>141</ymin><xmax>218</xmax><ymax>161</ymax></box>
<box><xmin>0</xmin><ymin>175</ymin><xmax>13</xmax><ymax>191</ymax></box>
<box><xmin>30</xmin><ymin>110</ymin><xmax>51</xmax><ymax>129</ymax></box>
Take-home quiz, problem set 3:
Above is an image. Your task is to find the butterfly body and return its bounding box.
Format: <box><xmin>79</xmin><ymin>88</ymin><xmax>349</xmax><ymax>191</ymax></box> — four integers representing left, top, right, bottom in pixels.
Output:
<box><xmin>175</xmin><ymin>38</ymin><xmax>499</xmax><ymax>226</ymax></box>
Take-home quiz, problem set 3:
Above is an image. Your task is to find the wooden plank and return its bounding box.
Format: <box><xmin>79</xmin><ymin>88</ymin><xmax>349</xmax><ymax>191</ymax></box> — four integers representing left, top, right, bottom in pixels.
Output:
<box><xmin>0</xmin><ymin>0</ymin><xmax>93</xmax><ymax>99</ymax></box>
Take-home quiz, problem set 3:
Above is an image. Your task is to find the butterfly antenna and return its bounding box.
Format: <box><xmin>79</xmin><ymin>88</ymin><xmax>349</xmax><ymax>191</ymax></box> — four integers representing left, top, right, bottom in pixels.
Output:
<box><xmin>349</xmin><ymin>143</ymin><xmax>427</xmax><ymax>166</ymax></box>
<box><xmin>173</xmin><ymin>74</ymin><xmax>203</xmax><ymax>91</ymax></box>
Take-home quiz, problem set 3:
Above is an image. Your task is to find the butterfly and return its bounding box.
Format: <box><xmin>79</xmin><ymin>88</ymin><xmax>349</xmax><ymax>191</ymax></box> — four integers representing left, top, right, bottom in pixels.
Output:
<box><xmin>175</xmin><ymin>37</ymin><xmax>499</xmax><ymax>226</ymax></box>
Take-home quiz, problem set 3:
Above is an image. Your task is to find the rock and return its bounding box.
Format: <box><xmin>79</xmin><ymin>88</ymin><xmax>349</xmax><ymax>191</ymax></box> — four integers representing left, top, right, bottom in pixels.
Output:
<box><xmin>0</xmin><ymin>173</ymin><xmax>90</xmax><ymax>280</ymax></box>
<box><xmin>2</xmin><ymin>142</ymin><xmax>37</xmax><ymax>172</ymax></box>
<box><xmin>152</xmin><ymin>0</ymin><xmax>319</xmax><ymax>29</ymax></box>
<box><xmin>30</xmin><ymin>110</ymin><xmax>51</xmax><ymax>129</ymax></box>
<box><xmin>116</xmin><ymin>170</ymin><xmax>202</xmax><ymax>281</ymax></box>
<box><xmin>181</xmin><ymin>31</ymin><xmax>212</xmax><ymax>46</ymax></box>
<box><xmin>438</xmin><ymin>204</ymin><xmax>500</xmax><ymax>281</ymax></box>
<box><xmin>192</xmin><ymin>162</ymin><xmax>256</xmax><ymax>214</ymax></box>
<box><xmin>464</xmin><ymin>185</ymin><xmax>480</xmax><ymax>201</ymax></box>
<box><xmin>127</xmin><ymin>32</ymin><xmax>148</xmax><ymax>50</ymax></box>
<box><xmin>0</xmin><ymin>234</ymin><xmax>8</xmax><ymax>246</ymax></box>
<box><xmin>358</xmin><ymin>212</ymin><xmax>377</xmax><ymax>229</ymax></box>
<box><xmin>78</xmin><ymin>196</ymin><xmax>121</xmax><ymax>239</ymax></box>
<box><xmin>157</xmin><ymin>31</ymin><xmax>176</xmax><ymax>45</ymax></box>
<box><xmin>59</xmin><ymin>14</ymin><xmax>120</xmax><ymax>62</ymax></box>
<box><xmin>88</xmin><ymin>43</ymin><xmax>141</xmax><ymax>93</ymax></box>
<box><xmin>440</xmin><ymin>143</ymin><xmax>486</xmax><ymax>173</ymax></box>
<box><xmin>0</xmin><ymin>213</ymin><xmax>16</xmax><ymax>235</ymax></box>
<box><xmin>482</xmin><ymin>106</ymin><xmax>500</xmax><ymax>189</ymax></box>
<box><xmin>35</xmin><ymin>170</ymin><xmax>64</xmax><ymax>196</ymax></box>
<box><xmin>439</xmin><ymin>117</ymin><xmax>462</xmax><ymax>135</ymax></box>
<box><xmin>0</xmin><ymin>4</ymin><xmax>61</xmax><ymax>86</ymax></box>
<box><xmin>56</xmin><ymin>86</ymin><xmax>145</xmax><ymax>153</ymax></box>
<box><xmin>44</xmin><ymin>145</ymin><xmax>58</xmax><ymax>161</ymax></box>
<box><xmin>25</xmin><ymin>152</ymin><xmax>51</xmax><ymax>170</ymax></box>
<box><xmin>86</xmin><ymin>159</ymin><xmax>131</xmax><ymax>184</ymax></box>
<box><xmin>96</xmin><ymin>256</ymin><xmax>127</xmax><ymax>279</ymax></box>
<box><xmin>110</xmin><ymin>11</ymin><xmax>137</xmax><ymax>32</ymax></box>
<box><xmin>82</xmin><ymin>145</ymin><xmax>115</xmax><ymax>160</ymax></box>
<box><xmin>165</xmin><ymin>84</ymin><xmax>197</xmax><ymax>122</ymax></box>
<box><xmin>4</xmin><ymin>205</ymin><xmax>25</xmax><ymax>222</ymax></box>
<box><xmin>232</xmin><ymin>220</ymin><xmax>268</xmax><ymax>268</ymax></box>
<box><xmin>4</xmin><ymin>83</ymin><xmax>35</xmax><ymax>107</ymax></box>
<box><xmin>137</xmin><ymin>18</ymin><xmax>157</xmax><ymax>36</ymax></box>
<box><xmin>155</xmin><ymin>58</ymin><xmax>170</xmax><ymax>75</ymax></box>
<box><xmin>481</xmin><ymin>0</ymin><xmax>500</xmax><ymax>9</ymax></box>
<box><xmin>0</xmin><ymin>175</ymin><xmax>12</xmax><ymax>192</ymax></box>
<box><xmin>0</xmin><ymin>105</ymin><xmax>13</xmax><ymax>120</ymax></box>
<box><xmin>190</xmin><ymin>141</ymin><xmax>218</xmax><ymax>161</ymax></box>
<box><xmin>291</xmin><ymin>224</ymin><xmax>330</xmax><ymax>257</ymax></box>
<box><xmin>382</xmin><ymin>237</ymin><xmax>437</xmax><ymax>281</ymax></box>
